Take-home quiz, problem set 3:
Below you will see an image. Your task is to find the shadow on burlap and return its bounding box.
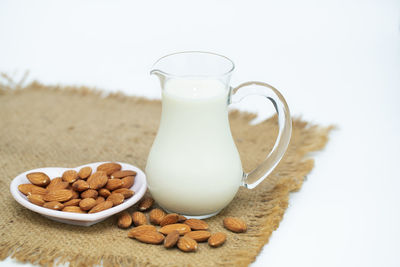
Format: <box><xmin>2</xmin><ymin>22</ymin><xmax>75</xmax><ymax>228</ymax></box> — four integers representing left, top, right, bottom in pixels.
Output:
<box><xmin>0</xmin><ymin>79</ymin><xmax>333</xmax><ymax>267</ymax></box>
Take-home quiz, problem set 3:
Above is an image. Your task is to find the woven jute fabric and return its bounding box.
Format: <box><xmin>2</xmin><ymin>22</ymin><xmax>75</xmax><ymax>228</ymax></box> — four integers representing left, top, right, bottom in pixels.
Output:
<box><xmin>0</xmin><ymin>80</ymin><xmax>332</xmax><ymax>267</ymax></box>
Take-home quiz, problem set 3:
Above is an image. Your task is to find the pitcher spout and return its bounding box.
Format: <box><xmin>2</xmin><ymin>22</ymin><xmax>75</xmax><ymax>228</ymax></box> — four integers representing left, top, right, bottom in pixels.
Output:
<box><xmin>150</xmin><ymin>69</ymin><xmax>167</xmax><ymax>88</ymax></box>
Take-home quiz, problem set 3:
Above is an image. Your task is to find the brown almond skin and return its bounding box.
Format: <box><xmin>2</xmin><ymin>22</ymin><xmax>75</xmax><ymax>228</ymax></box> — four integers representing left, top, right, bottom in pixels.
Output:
<box><xmin>208</xmin><ymin>232</ymin><xmax>227</xmax><ymax>247</ymax></box>
<box><xmin>111</xmin><ymin>170</ymin><xmax>137</xmax><ymax>179</ymax></box>
<box><xmin>88</xmin><ymin>200</ymin><xmax>113</xmax><ymax>213</ymax></box>
<box><xmin>71</xmin><ymin>190</ymin><xmax>80</xmax><ymax>199</ymax></box>
<box><xmin>178</xmin><ymin>215</ymin><xmax>187</xmax><ymax>222</ymax></box>
<box><xmin>223</xmin><ymin>217</ymin><xmax>247</xmax><ymax>233</ymax></box>
<box><xmin>43</xmin><ymin>201</ymin><xmax>64</xmax><ymax>210</ymax></box>
<box><xmin>159</xmin><ymin>213</ymin><xmax>179</xmax><ymax>226</ymax></box>
<box><xmin>118</xmin><ymin>211</ymin><xmax>132</xmax><ymax>228</ymax></box>
<box><xmin>95</xmin><ymin>196</ymin><xmax>105</xmax><ymax>205</ymax></box>
<box><xmin>46</xmin><ymin>178</ymin><xmax>69</xmax><ymax>191</ymax></box>
<box><xmin>97</xmin><ymin>162</ymin><xmax>122</xmax><ymax>175</ymax></box>
<box><xmin>62</xmin><ymin>206</ymin><xmax>85</xmax><ymax>213</ymax></box>
<box><xmin>106</xmin><ymin>193</ymin><xmax>124</xmax><ymax>206</ymax></box>
<box><xmin>184</xmin><ymin>218</ymin><xmax>209</xmax><ymax>230</ymax></box>
<box><xmin>43</xmin><ymin>189</ymin><xmax>73</xmax><ymax>202</ymax></box>
<box><xmin>27</xmin><ymin>172</ymin><xmax>51</xmax><ymax>187</ymax></box>
<box><xmin>132</xmin><ymin>211</ymin><xmax>147</xmax><ymax>226</ymax></box>
<box><xmin>62</xmin><ymin>170</ymin><xmax>78</xmax><ymax>183</ymax></box>
<box><xmin>63</xmin><ymin>198</ymin><xmax>81</xmax><ymax>206</ymax></box>
<box><xmin>138</xmin><ymin>196</ymin><xmax>154</xmax><ymax>211</ymax></box>
<box><xmin>78</xmin><ymin>166</ymin><xmax>92</xmax><ymax>179</ymax></box>
<box><xmin>72</xmin><ymin>180</ymin><xmax>89</xmax><ymax>192</ymax></box>
<box><xmin>112</xmin><ymin>188</ymin><xmax>134</xmax><ymax>199</ymax></box>
<box><xmin>27</xmin><ymin>194</ymin><xmax>45</xmax><ymax>206</ymax></box>
<box><xmin>159</xmin><ymin>224</ymin><xmax>191</xmax><ymax>235</ymax></box>
<box><xmin>18</xmin><ymin>184</ymin><xmax>48</xmax><ymax>195</ymax></box>
<box><xmin>164</xmin><ymin>230</ymin><xmax>180</xmax><ymax>248</ymax></box>
<box><xmin>81</xmin><ymin>189</ymin><xmax>98</xmax><ymax>199</ymax></box>
<box><xmin>184</xmin><ymin>230</ymin><xmax>211</xmax><ymax>242</ymax></box>
<box><xmin>88</xmin><ymin>171</ymin><xmax>108</xmax><ymax>190</ymax></box>
<box><xmin>149</xmin><ymin>208</ymin><xmax>166</xmax><ymax>225</ymax></box>
<box><xmin>121</xmin><ymin>176</ymin><xmax>135</xmax><ymax>189</ymax></box>
<box><xmin>105</xmin><ymin>179</ymin><xmax>123</xmax><ymax>191</ymax></box>
<box><xmin>134</xmin><ymin>230</ymin><xmax>165</xmax><ymax>245</ymax></box>
<box><xmin>177</xmin><ymin>236</ymin><xmax>198</xmax><ymax>252</ymax></box>
<box><xmin>99</xmin><ymin>188</ymin><xmax>111</xmax><ymax>198</ymax></box>
<box><xmin>128</xmin><ymin>225</ymin><xmax>157</xmax><ymax>238</ymax></box>
<box><xmin>79</xmin><ymin>198</ymin><xmax>97</xmax><ymax>211</ymax></box>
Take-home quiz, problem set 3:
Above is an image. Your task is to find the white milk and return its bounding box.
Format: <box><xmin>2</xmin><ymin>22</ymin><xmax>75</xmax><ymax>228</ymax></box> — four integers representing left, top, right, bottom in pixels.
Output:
<box><xmin>145</xmin><ymin>78</ymin><xmax>243</xmax><ymax>216</ymax></box>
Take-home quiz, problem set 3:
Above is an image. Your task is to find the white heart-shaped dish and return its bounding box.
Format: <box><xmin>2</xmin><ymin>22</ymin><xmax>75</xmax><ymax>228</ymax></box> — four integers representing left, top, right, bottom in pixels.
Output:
<box><xmin>10</xmin><ymin>162</ymin><xmax>147</xmax><ymax>226</ymax></box>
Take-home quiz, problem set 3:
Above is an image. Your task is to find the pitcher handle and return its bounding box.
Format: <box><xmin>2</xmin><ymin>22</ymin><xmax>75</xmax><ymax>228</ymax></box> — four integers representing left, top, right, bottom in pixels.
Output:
<box><xmin>230</xmin><ymin>81</ymin><xmax>292</xmax><ymax>189</ymax></box>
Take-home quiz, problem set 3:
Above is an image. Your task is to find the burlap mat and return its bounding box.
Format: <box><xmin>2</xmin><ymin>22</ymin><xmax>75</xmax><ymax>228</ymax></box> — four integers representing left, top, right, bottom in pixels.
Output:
<box><xmin>0</xmin><ymin>79</ymin><xmax>332</xmax><ymax>267</ymax></box>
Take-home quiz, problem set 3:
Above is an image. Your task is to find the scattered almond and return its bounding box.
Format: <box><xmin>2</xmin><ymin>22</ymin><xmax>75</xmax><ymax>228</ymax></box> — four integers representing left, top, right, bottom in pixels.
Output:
<box><xmin>111</xmin><ymin>170</ymin><xmax>137</xmax><ymax>179</ymax></box>
<box><xmin>106</xmin><ymin>193</ymin><xmax>124</xmax><ymax>206</ymax></box>
<box><xmin>79</xmin><ymin>198</ymin><xmax>97</xmax><ymax>211</ymax></box>
<box><xmin>95</xmin><ymin>196</ymin><xmax>105</xmax><ymax>205</ymax></box>
<box><xmin>159</xmin><ymin>223</ymin><xmax>191</xmax><ymax>235</ymax></box>
<box><xmin>81</xmin><ymin>189</ymin><xmax>98</xmax><ymax>199</ymax></box>
<box><xmin>177</xmin><ymin>236</ymin><xmax>197</xmax><ymax>252</ymax></box>
<box><xmin>63</xmin><ymin>206</ymin><xmax>85</xmax><ymax>213</ymax></box>
<box><xmin>43</xmin><ymin>189</ymin><xmax>73</xmax><ymax>202</ymax></box>
<box><xmin>134</xmin><ymin>230</ymin><xmax>165</xmax><ymax>245</ymax></box>
<box><xmin>159</xmin><ymin>213</ymin><xmax>179</xmax><ymax>226</ymax></box>
<box><xmin>63</xmin><ymin>198</ymin><xmax>81</xmax><ymax>206</ymax></box>
<box><xmin>112</xmin><ymin>188</ymin><xmax>134</xmax><ymax>199</ymax></box>
<box><xmin>27</xmin><ymin>172</ymin><xmax>50</xmax><ymax>187</ymax></box>
<box><xmin>27</xmin><ymin>194</ymin><xmax>45</xmax><ymax>206</ymax></box>
<box><xmin>62</xmin><ymin>170</ymin><xmax>78</xmax><ymax>183</ymax></box>
<box><xmin>43</xmin><ymin>201</ymin><xmax>64</xmax><ymax>210</ymax></box>
<box><xmin>72</xmin><ymin>180</ymin><xmax>89</xmax><ymax>192</ymax></box>
<box><xmin>132</xmin><ymin>211</ymin><xmax>147</xmax><ymax>226</ymax></box>
<box><xmin>105</xmin><ymin>179</ymin><xmax>123</xmax><ymax>191</ymax></box>
<box><xmin>223</xmin><ymin>217</ymin><xmax>247</xmax><ymax>233</ymax></box>
<box><xmin>208</xmin><ymin>232</ymin><xmax>226</xmax><ymax>247</ymax></box>
<box><xmin>149</xmin><ymin>208</ymin><xmax>166</xmax><ymax>225</ymax></box>
<box><xmin>138</xmin><ymin>196</ymin><xmax>154</xmax><ymax>211</ymax></box>
<box><xmin>184</xmin><ymin>219</ymin><xmax>208</xmax><ymax>230</ymax></box>
<box><xmin>88</xmin><ymin>171</ymin><xmax>108</xmax><ymax>190</ymax></box>
<box><xmin>184</xmin><ymin>231</ymin><xmax>211</xmax><ymax>242</ymax></box>
<box><xmin>97</xmin><ymin>162</ymin><xmax>122</xmax><ymax>175</ymax></box>
<box><xmin>18</xmin><ymin>184</ymin><xmax>47</xmax><ymax>195</ymax></box>
<box><xmin>78</xmin><ymin>166</ymin><xmax>92</xmax><ymax>179</ymax></box>
<box><xmin>118</xmin><ymin>211</ymin><xmax>132</xmax><ymax>228</ymax></box>
<box><xmin>88</xmin><ymin>200</ymin><xmax>113</xmax><ymax>213</ymax></box>
<box><xmin>46</xmin><ymin>178</ymin><xmax>69</xmax><ymax>191</ymax></box>
<box><xmin>164</xmin><ymin>230</ymin><xmax>179</xmax><ymax>248</ymax></box>
<box><xmin>128</xmin><ymin>225</ymin><xmax>157</xmax><ymax>238</ymax></box>
<box><xmin>121</xmin><ymin>176</ymin><xmax>135</xmax><ymax>189</ymax></box>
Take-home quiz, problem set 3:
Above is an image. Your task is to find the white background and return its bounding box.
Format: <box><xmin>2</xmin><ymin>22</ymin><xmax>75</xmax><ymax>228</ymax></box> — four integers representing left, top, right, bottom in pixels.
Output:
<box><xmin>1</xmin><ymin>0</ymin><xmax>399</xmax><ymax>266</ymax></box>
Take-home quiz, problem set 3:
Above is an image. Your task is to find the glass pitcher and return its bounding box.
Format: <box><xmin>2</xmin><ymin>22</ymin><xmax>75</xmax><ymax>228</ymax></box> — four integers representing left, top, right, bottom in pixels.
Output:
<box><xmin>146</xmin><ymin>51</ymin><xmax>291</xmax><ymax>218</ymax></box>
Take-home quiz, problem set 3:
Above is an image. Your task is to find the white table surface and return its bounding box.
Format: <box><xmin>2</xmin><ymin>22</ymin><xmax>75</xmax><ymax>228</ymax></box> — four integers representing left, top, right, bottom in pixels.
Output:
<box><xmin>1</xmin><ymin>0</ymin><xmax>399</xmax><ymax>266</ymax></box>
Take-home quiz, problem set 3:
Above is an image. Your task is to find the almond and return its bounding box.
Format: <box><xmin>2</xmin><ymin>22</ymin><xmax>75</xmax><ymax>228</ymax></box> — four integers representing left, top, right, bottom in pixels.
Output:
<box><xmin>99</xmin><ymin>188</ymin><xmax>111</xmax><ymax>198</ymax></box>
<box><xmin>95</xmin><ymin>196</ymin><xmax>105</xmax><ymax>205</ymax></box>
<box><xmin>178</xmin><ymin>215</ymin><xmax>187</xmax><ymax>222</ymax></box>
<box><xmin>137</xmin><ymin>196</ymin><xmax>153</xmax><ymax>211</ymax></box>
<box><xmin>79</xmin><ymin>198</ymin><xmax>97</xmax><ymax>211</ymax></box>
<box><xmin>106</xmin><ymin>193</ymin><xmax>124</xmax><ymax>206</ymax></box>
<box><xmin>159</xmin><ymin>224</ymin><xmax>191</xmax><ymax>235</ymax></box>
<box><xmin>97</xmin><ymin>162</ymin><xmax>122</xmax><ymax>175</ymax></box>
<box><xmin>43</xmin><ymin>189</ymin><xmax>73</xmax><ymax>202</ymax></box>
<box><xmin>177</xmin><ymin>236</ymin><xmax>197</xmax><ymax>252</ymax></box>
<box><xmin>62</xmin><ymin>170</ymin><xmax>78</xmax><ymax>183</ymax></box>
<box><xmin>88</xmin><ymin>200</ymin><xmax>113</xmax><ymax>213</ymax></box>
<box><xmin>81</xmin><ymin>189</ymin><xmax>98</xmax><ymax>199</ymax></box>
<box><xmin>88</xmin><ymin>171</ymin><xmax>108</xmax><ymax>190</ymax></box>
<box><xmin>164</xmin><ymin>230</ymin><xmax>179</xmax><ymax>248</ymax></box>
<box><xmin>78</xmin><ymin>166</ymin><xmax>92</xmax><ymax>179</ymax></box>
<box><xmin>121</xmin><ymin>176</ymin><xmax>135</xmax><ymax>189</ymax></box>
<box><xmin>127</xmin><ymin>225</ymin><xmax>157</xmax><ymax>238</ymax></box>
<box><xmin>18</xmin><ymin>184</ymin><xmax>47</xmax><ymax>195</ymax></box>
<box><xmin>134</xmin><ymin>230</ymin><xmax>164</xmax><ymax>245</ymax></box>
<box><xmin>184</xmin><ymin>219</ymin><xmax>208</xmax><ymax>230</ymax></box>
<box><xmin>72</xmin><ymin>180</ymin><xmax>89</xmax><ymax>192</ymax></box>
<box><xmin>105</xmin><ymin>179</ymin><xmax>123</xmax><ymax>191</ymax></box>
<box><xmin>159</xmin><ymin>213</ymin><xmax>179</xmax><ymax>226</ymax></box>
<box><xmin>112</xmin><ymin>188</ymin><xmax>134</xmax><ymax>199</ymax></box>
<box><xmin>208</xmin><ymin>232</ymin><xmax>227</xmax><ymax>247</ymax></box>
<box><xmin>46</xmin><ymin>178</ymin><xmax>69</xmax><ymax>191</ymax></box>
<box><xmin>27</xmin><ymin>172</ymin><xmax>50</xmax><ymax>187</ymax></box>
<box><xmin>62</xmin><ymin>206</ymin><xmax>85</xmax><ymax>213</ymax></box>
<box><xmin>27</xmin><ymin>194</ymin><xmax>45</xmax><ymax>206</ymax></box>
<box><xmin>223</xmin><ymin>217</ymin><xmax>247</xmax><ymax>233</ymax></box>
<box><xmin>43</xmin><ymin>201</ymin><xmax>64</xmax><ymax>210</ymax></box>
<box><xmin>63</xmin><ymin>198</ymin><xmax>81</xmax><ymax>206</ymax></box>
<box><xmin>184</xmin><ymin>230</ymin><xmax>211</xmax><ymax>242</ymax></box>
<box><xmin>149</xmin><ymin>208</ymin><xmax>166</xmax><ymax>225</ymax></box>
<box><xmin>132</xmin><ymin>211</ymin><xmax>147</xmax><ymax>226</ymax></box>
<box><xmin>118</xmin><ymin>211</ymin><xmax>132</xmax><ymax>228</ymax></box>
<box><xmin>111</xmin><ymin>170</ymin><xmax>137</xmax><ymax>179</ymax></box>
<box><xmin>71</xmin><ymin>189</ymin><xmax>80</xmax><ymax>199</ymax></box>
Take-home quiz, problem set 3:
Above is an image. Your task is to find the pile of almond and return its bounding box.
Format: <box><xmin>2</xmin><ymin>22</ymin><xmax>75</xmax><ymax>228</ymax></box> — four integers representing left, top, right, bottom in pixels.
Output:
<box><xmin>118</xmin><ymin>196</ymin><xmax>247</xmax><ymax>252</ymax></box>
<box><xmin>18</xmin><ymin>163</ymin><xmax>136</xmax><ymax>213</ymax></box>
